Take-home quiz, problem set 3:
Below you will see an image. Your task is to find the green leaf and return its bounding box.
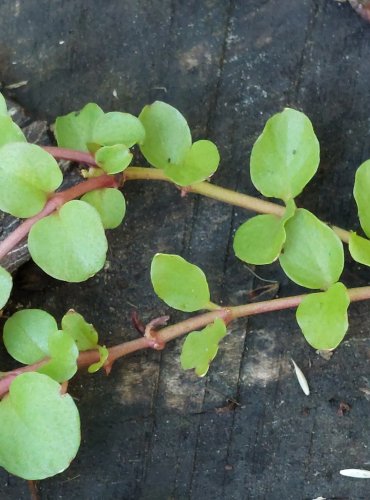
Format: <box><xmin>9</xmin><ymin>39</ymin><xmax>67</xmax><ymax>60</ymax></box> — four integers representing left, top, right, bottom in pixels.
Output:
<box><xmin>81</xmin><ymin>188</ymin><xmax>126</xmax><ymax>229</ymax></box>
<box><xmin>88</xmin><ymin>345</ymin><xmax>109</xmax><ymax>373</ymax></box>
<box><xmin>139</xmin><ymin>101</ymin><xmax>192</xmax><ymax>169</ymax></box>
<box><xmin>0</xmin><ymin>143</ymin><xmax>63</xmax><ymax>218</ymax></box>
<box><xmin>353</xmin><ymin>160</ymin><xmax>370</xmax><ymax>238</ymax></box>
<box><xmin>0</xmin><ymin>266</ymin><xmax>12</xmax><ymax>309</ymax></box>
<box><xmin>61</xmin><ymin>310</ymin><xmax>99</xmax><ymax>351</ymax></box>
<box><xmin>95</xmin><ymin>144</ymin><xmax>132</xmax><ymax>174</ymax></box>
<box><xmin>0</xmin><ymin>116</ymin><xmax>27</xmax><ymax>148</ymax></box>
<box><xmin>250</xmin><ymin>108</ymin><xmax>320</xmax><ymax>201</ymax></box>
<box><xmin>296</xmin><ymin>282</ymin><xmax>350</xmax><ymax>349</ymax></box>
<box><xmin>233</xmin><ymin>214</ymin><xmax>286</xmax><ymax>265</ymax></box>
<box><xmin>180</xmin><ymin>319</ymin><xmax>227</xmax><ymax>377</ymax></box>
<box><xmin>0</xmin><ymin>372</ymin><xmax>80</xmax><ymax>480</ymax></box>
<box><xmin>151</xmin><ymin>253</ymin><xmax>210</xmax><ymax>312</ymax></box>
<box><xmin>348</xmin><ymin>232</ymin><xmax>370</xmax><ymax>266</ymax></box>
<box><xmin>0</xmin><ymin>93</ymin><xmax>7</xmax><ymax>116</ymax></box>
<box><xmin>279</xmin><ymin>209</ymin><xmax>344</xmax><ymax>289</ymax></box>
<box><xmin>92</xmin><ymin>112</ymin><xmax>145</xmax><ymax>148</ymax></box>
<box><xmin>281</xmin><ymin>198</ymin><xmax>297</xmax><ymax>224</ymax></box>
<box><xmin>54</xmin><ymin>103</ymin><xmax>104</xmax><ymax>152</ymax></box>
<box><xmin>164</xmin><ymin>140</ymin><xmax>220</xmax><ymax>186</ymax></box>
<box><xmin>38</xmin><ymin>330</ymin><xmax>78</xmax><ymax>382</ymax></box>
<box><xmin>28</xmin><ymin>200</ymin><xmax>108</xmax><ymax>282</ymax></box>
<box><xmin>4</xmin><ymin>309</ymin><xmax>58</xmax><ymax>364</ymax></box>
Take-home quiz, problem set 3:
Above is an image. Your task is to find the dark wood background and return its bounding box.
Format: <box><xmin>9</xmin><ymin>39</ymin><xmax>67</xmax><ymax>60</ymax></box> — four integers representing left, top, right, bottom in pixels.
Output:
<box><xmin>1</xmin><ymin>1</ymin><xmax>370</xmax><ymax>498</ymax></box>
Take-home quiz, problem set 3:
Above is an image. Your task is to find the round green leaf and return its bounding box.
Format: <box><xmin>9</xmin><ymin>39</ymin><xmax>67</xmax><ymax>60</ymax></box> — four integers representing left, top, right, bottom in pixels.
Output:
<box><xmin>95</xmin><ymin>144</ymin><xmax>132</xmax><ymax>174</ymax></box>
<box><xmin>349</xmin><ymin>232</ymin><xmax>370</xmax><ymax>266</ymax></box>
<box><xmin>0</xmin><ymin>93</ymin><xmax>7</xmax><ymax>116</ymax></box>
<box><xmin>88</xmin><ymin>345</ymin><xmax>109</xmax><ymax>373</ymax></box>
<box><xmin>164</xmin><ymin>140</ymin><xmax>220</xmax><ymax>186</ymax></box>
<box><xmin>0</xmin><ymin>116</ymin><xmax>26</xmax><ymax>148</ymax></box>
<box><xmin>92</xmin><ymin>112</ymin><xmax>145</xmax><ymax>148</ymax></box>
<box><xmin>234</xmin><ymin>214</ymin><xmax>286</xmax><ymax>265</ymax></box>
<box><xmin>151</xmin><ymin>253</ymin><xmax>210</xmax><ymax>312</ymax></box>
<box><xmin>0</xmin><ymin>265</ymin><xmax>12</xmax><ymax>309</ymax></box>
<box><xmin>139</xmin><ymin>101</ymin><xmax>192</xmax><ymax>169</ymax></box>
<box><xmin>61</xmin><ymin>310</ymin><xmax>99</xmax><ymax>351</ymax></box>
<box><xmin>0</xmin><ymin>143</ymin><xmax>63</xmax><ymax>218</ymax></box>
<box><xmin>38</xmin><ymin>330</ymin><xmax>79</xmax><ymax>382</ymax></box>
<box><xmin>250</xmin><ymin>108</ymin><xmax>320</xmax><ymax>201</ymax></box>
<box><xmin>28</xmin><ymin>200</ymin><xmax>108</xmax><ymax>282</ymax></box>
<box><xmin>353</xmin><ymin>160</ymin><xmax>370</xmax><ymax>238</ymax></box>
<box><xmin>180</xmin><ymin>319</ymin><xmax>227</xmax><ymax>377</ymax></box>
<box><xmin>4</xmin><ymin>309</ymin><xmax>58</xmax><ymax>364</ymax></box>
<box><xmin>279</xmin><ymin>209</ymin><xmax>344</xmax><ymax>289</ymax></box>
<box><xmin>81</xmin><ymin>188</ymin><xmax>126</xmax><ymax>229</ymax></box>
<box><xmin>0</xmin><ymin>372</ymin><xmax>80</xmax><ymax>480</ymax></box>
<box><xmin>54</xmin><ymin>103</ymin><xmax>104</xmax><ymax>152</ymax></box>
<box><xmin>296</xmin><ymin>282</ymin><xmax>350</xmax><ymax>350</ymax></box>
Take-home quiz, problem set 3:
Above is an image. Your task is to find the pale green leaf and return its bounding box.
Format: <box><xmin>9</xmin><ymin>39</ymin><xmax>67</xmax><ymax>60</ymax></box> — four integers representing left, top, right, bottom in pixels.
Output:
<box><xmin>0</xmin><ymin>116</ymin><xmax>26</xmax><ymax>148</ymax></box>
<box><xmin>353</xmin><ymin>159</ymin><xmax>370</xmax><ymax>238</ymax></box>
<box><xmin>88</xmin><ymin>345</ymin><xmax>109</xmax><ymax>373</ymax></box>
<box><xmin>81</xmin><ymin>188</ymin><xmax>126</xmax><ymax>229</ymax></box>
<box><xmin>139</xmin><ymin>101</ymin><xmax>192</xmax><ymax>169</ymax></box>
<box><xmin>279</xmin><ymin>209</ymin><xmax>344</xmax><ymax>289</ymax></box>
<box><xmin>0</xmin><ymin>143</ymin><xmax>63</xmax><ymax>218</ymax></box>
<box><xmin>250</xmin><ymin>108</ymin><xmax>320</xmax><ymax>201</ymax></box>
<box><xmin>28</xmin><ymin>200</ymin><xmax>108</xmax><ymax>282</ymax></box>
<box><xmin>54</xmin><ymin>103</ymin><xmax>104</xmax><ymax>152</ymax></box>
<box><xmin>164</xmin><ymin>140</ymin><xmax>220</xmax><ymax>186</ymax></box>
<box><xmin>296</xmin><ymin>282</ymin><xmax>349</xmax><ymax>349</ymax></box>
<box><xmin>0</xmin><ymin>266</ymin><xmax>12</xmax><ymax>309</ymax></box>
<box><xmin>151</xmin><ymin>253</ymin><xmax>210</xmax><ymax>312</ymax></box>
<box><xmin>0</xmin><ymin>93</ymin><xmax>7</xmax><ymax>116</ymax></box>
<box><xmin>234</xmin><ymin>214</ymin><xmax>286</xmax><ymax>265</ymax></box>
<box><xmin>180</xmin><ymin>319</ymin><xmax>227</xmax><ymax>376</ymax></box>
<box><xmin>95</xmin><ymin>144</ymin><xmax>132</xmax><ymax>174</ymax></box>
<box><xmin>61</xmin><ymin>310</ymin><xmax>99</xmax><ymax>351</ymax></box>
<box><xmin>0</xmin><ymin>372</ymin><xmax>80</xmax><ymax>480</ymax></box>
<box><xmin>92</xmin><ymin>112</ymin><xmax>145</xmax><ymax>148</ymax></box>
<box><xmin>349</xmin><ymin>232</ymin><xmax>370</xmax><ymax>266</ymax></box>
<box><xmin>38</xmin><ymin>330</ymin><xmax>78</xmax><ymax>382</ymax></box>
<box><xmin>4</xmin><ymin>309</ymin><xmax>58</xmax><ymax>364</ymax></box>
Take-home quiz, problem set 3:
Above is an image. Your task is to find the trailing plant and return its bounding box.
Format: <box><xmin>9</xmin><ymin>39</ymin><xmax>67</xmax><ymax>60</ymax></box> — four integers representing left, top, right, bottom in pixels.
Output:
<box><xmin>0</xmin><ymin>91</ymin><xmax>369</xmax><ymax>481</ymax></box>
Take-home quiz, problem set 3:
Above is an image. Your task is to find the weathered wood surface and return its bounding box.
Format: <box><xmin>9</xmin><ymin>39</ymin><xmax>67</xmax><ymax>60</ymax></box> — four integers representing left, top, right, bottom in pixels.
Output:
<box><xmin>1</xmin><ymin>1</ymin><xmax>370</xmax><ymax>498</ymax></box>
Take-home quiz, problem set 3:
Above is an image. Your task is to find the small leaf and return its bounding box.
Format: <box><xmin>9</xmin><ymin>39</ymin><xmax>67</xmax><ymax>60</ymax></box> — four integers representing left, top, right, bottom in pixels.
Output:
<box><xmin>296</xmin><ymin>282</ymin><xmax>350</xmax><ymax>350</ymax></box>
<box><xmin>151</xmin><ymin>253</ymin><xmax>210</xmax><ymax>312</ymax></box>
<box><xmin>0</xmin><ymin>116</ymin><xmax>26</xmax><ymax>148</ymax></box>
<box><xmin>353</xmin><ymin>160</ymin><xmax>370</xmax><ymax>238</ymax></box>
<box><xmin>0</xmin><ymin>93</ymin><xmax>7</xmax><ymax>116</ymax></box>
<box><xmin>4</xmin><ymin>309</ymin><xmax>58</xmax><ymax>364</ymax></box>
<box><xmin>349</xmin><ymin>232</ymin><xmax>370</xmax><ymax>266</ymax></box>
<box><xmin>28</xmin><ymin>200</ymin><xmax>108</xmax><ymax>282</ymax></box>
<box><xmin>0</xmin><ymin>143</ymin><xmax>63</xmax><ymax>218</ymax></box>
<box><xmin>95</xmin><ymin>144</ymin><xmax>132</xmax><ymax>174</ymax></box>
<box><xmin>61</xmin><ymin>310</ymin><xmax>99</xmax><ymax>351</ymax></box>
<box><xmin>180</xmin><ymin>319</ymin><xmax>227</xmax><ymax>377</ymax></box>
<box><xmin>139</xmin><ymin>101</ymin><xmax>192</xmax><ymax>169</ymax></box>
<box><xmin>54</xmin><ymin>103</ymin><xmax>104</xmax><ymax>152</ymax></box>
<box><xmin>234</xmin><ymin>214</ymin><xmax>286</xmax><ymax>265</ymax></box>
<box><xmin>92</xmin><ymin>112</ymin><xmax>145</xmax><ymax>148</ymax></box>
<box><xmin>81</xmin><ymin>188</ymin><xmax>126</xmax><ymax>229</ymax></box>
<box><xmin>250</xmin><ymin>108</ymin><xmax>320</xmax><ymax>201</ymax></box>
<box><xmin>88</xmin><ymin>345</ymin><xmax>109</xmax><ymax>373</ymax></box>
<box><xmin>37</xmin><ymin>330</ymin><xmax>78</xmax><ymax>382</ymax></box>
<box><xmin>0</xmin><ymin>266</ymin><xmax>12</xmax><ymax>309</ymax></box>
<box><xmin>291</xmin><ymin>358</ymin><xmax>310</xmax><ymax>396</ymax></box>
<box><xmin>279</xmin><ymin>209</ymin><xmax>344</xmax><ymax>289</ymax></box>
<box><xmin>0</xmin><ymin>372</ymin><xmax>80</xmax><ymax>480</ymax></box>
<box><xmin>340</xmin><ymin>469</ymin><xmax>370</xmax><ymax>479</ymax></box>
<box><xmin>164</xmin><ymin>140</ymin><xmax>220</xmax><ymax>186</ymax></box>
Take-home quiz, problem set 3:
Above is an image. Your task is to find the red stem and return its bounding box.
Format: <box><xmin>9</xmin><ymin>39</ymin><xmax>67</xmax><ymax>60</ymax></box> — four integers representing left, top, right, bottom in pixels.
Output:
<box><xmin>42</xmin><ymin>146</ymin><xmax>97</xmax><ymax>166</ymax></box>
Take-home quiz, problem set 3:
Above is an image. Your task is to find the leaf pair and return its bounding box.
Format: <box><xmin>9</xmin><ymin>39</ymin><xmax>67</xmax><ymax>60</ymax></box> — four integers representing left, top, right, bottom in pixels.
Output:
<box><xmin>55</xmin><ymin>103</ymin><xmax>145</xmax><ymax>174</ymax></box>
<box><xmin>151</xmin><ymin>254</ymin><xmax>227</xmax><ymax>376</ymax></box>
<box><xmin>139</xmin><ymin>101</ymin><xmax>220</xmax><ymax>186</ymax></box>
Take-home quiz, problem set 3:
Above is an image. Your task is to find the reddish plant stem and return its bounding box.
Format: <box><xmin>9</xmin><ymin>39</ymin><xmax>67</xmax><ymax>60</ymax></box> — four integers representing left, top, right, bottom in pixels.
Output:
<box><xmin>0</xmin><ymin>174</ymin><xmax>118</xmax><ymax>261</ymax></box>
<box><xmin>1</xmin><ymin>285</ymin><xmax>370</xmax><ymax>398</ymax></box>
<box><xmin>43</xmin><ymin>146</ymin><xmax>97</xmax><ymax>166</ymax></box>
